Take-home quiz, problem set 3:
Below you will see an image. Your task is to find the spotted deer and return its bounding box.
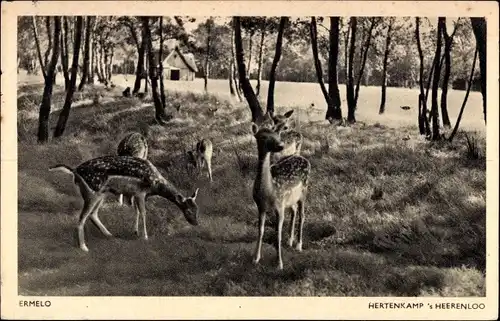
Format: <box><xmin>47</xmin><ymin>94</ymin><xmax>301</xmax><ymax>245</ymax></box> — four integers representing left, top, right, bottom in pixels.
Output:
<box><xmin>116</xmin><ymin>132</ymin><xmax>148</xmax><ymax>206</ymax></box>
<box><xmin>268</xmin><ymin>110</ymin><xmax>303</xmax><ymax>162</ymax></box>
<box><xmin>251</xmin><ymin>123</ymin><xmax>311</xmax><ymax>270</ymax></box>
<box><xmin>49</xmin><ymin>156</ymin><xmax>200</xmax><ymax>252</ymax></box>
<box><xmin>187</xmin><ymin>139</ymin><xmax>213</xmax><ymax>182</ymax></box>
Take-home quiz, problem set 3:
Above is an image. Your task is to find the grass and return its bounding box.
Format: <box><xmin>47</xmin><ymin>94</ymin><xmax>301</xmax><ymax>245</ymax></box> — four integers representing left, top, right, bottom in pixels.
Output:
<box><xmin>17</xmin><ymin>74</ymin><xmax>486</xmax><ymax>296</ymax></box>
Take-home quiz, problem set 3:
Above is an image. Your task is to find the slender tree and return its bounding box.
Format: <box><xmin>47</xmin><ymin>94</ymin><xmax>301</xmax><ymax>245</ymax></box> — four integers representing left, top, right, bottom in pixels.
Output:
<box><xmin>204</xmin><ymin>18</ymin><xmax>213</xmax><ymax>92</ymax></box>
<box><xmin>133</xmin><ymin>21</ymin><xmax>147</xmax><ymax>94</ymax></box>
<box><xmin>326</xmin><ymin>17</ymin><xmax>342</xmax><ymax>121</ymax></box>
<box><xmin>430</xmin><ymin>18</ymin><xmax>444</xmax><ymax>140</ymax></box>
<box><xmin>415</xmin><ymin>17</ymin><xmax>430</xmax><ymax>135</ymax></box>
<box><xmin>449</xmin><ymin>47</ymin><xmax>478</xmax><ymax>142</ymax></box>
<box><xmin>142</xmin><ymin>17</ymin><xmax>169</xmax><ymax>124</ymax></box>
<box><xmin>54</xmin><ymin>17</ymin><xmax>84</xmax><ymax>137</ymax></box>
<box><xmin>266</xmin><ymin>17</ymin><xmax>287</xmax><ymax>115</ymax></box>
<box><xmin>346</xmin><ymin>17</ymin><xmax>357</xmax><ymax>123</ymax></box>
<box><xmin>310</xmin><ymin>17</ymin><xmax>330</xmax><ymax>111</ymax></box>
<box><xmin>60</xmin><ymin>17</ymin><xmax>70</xmax><ymax>90</ymax></box>
<box><xmin>470</xmin><ymin>17</ymin><xmax>486</xmax><ymax>123</ymax></box>
<box><xmin>37</xmin><ymin>17</ymin><xmax>61</xmax><ymax>143</ymax></box>
<box><xmin>255</xmin><ymin>24</ymin><xmax>266</xmax><ymax>96</ymax></box>
<box><xmin>159</xmin><ymin>17</ymin><xmax>167</xmax><ymax>109</ymax></box>
<box><xmin>78</xmin><ymin>16</ymin><xmax>93</xmax><ymax>90</ymax></box>
<box><xmin>234</xmin><ymin>17</ymin><xmax>264</xmax><ymax>122</ymax></box>
<box><xmin>379</xmin><ymin>18</ymin><xmax>394</xmax><ymax>114</ymax></box>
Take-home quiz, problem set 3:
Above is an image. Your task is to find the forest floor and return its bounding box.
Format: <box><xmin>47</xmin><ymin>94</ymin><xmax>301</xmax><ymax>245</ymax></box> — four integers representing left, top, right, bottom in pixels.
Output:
<box><xmin>17</xmin><ymin>74</ymin><xmax>486</xmax><ymax>296</ymax></box>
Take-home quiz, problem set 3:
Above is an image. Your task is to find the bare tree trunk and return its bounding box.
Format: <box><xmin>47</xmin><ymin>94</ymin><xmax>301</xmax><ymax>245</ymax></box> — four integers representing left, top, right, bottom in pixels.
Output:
<box><xmin>204</xmin><ymin>18</ymin><xmax>212</xmax><ymax>92</ymax></box>
<box><xmin>326</xmin><ymin>16</ymin><xmax>342</xmax><ymax>121</ymax></box>
<box><xmin>310</xmin><ymin>17</ymin><xmax>330</xmax><ymax>107</ymax></box>
<box><xmin>31</xmin><ymin>16</ymin><xmax>47</xmax><ymax>79</ymax></box>
<box><xmin>379</xmin><ymin>18</ymin><xmax>393</xmax><ymax>114</ymax></box>
<box><xmin>234</xmin><ymin>17</ymin><xmax>264</xmax><ymax>122</ymax></box>
<box><xmin>142</xmin><ymin>17</ymin><xmax>169</xmax><ymax>124</ymax></box>
<box><xmin>449</xmin><ymin>47</ymin><xmax>478</xmax><ymax>142</ymax></box>
<box><xmin>79</xmin><ymin>16</ymin><xmax>92</xmax><ymax>90</ymax></box>
<box><xmin>353</xmin><ymin>18</ymin><xmax>377</xmax><ymax>107</ymax></box>
<box><xmin>430</xmin><ymin>18</ymin><xmax>444</xmax><ymax>140</ymax></box>
<box><xmin>344</xmin><ymin>19</ymin><xmax>350</xmax><ymax>82</ymax></box>
<box><xmin>346</xmin><ymin>17</ymin><xmax>357</xmax><ymax>123</ymax></box>
<box><xmin>60</xmin><ymin>17</ymin><xmax>70</xmax><ymax>91</ymax></box>
<box><xmin>37</xmin><ymin>17</ymin><xmax>61</xmax><ymax>143</ymax></box>
<box><xmin>255</xmin><ymin>28</ymin><xmax>266</xmax><ymax>96</ymax></box>
<box><xmin>44</xmin><ymin>17</ymin><xmax>52</xmax><ymax>72</ymax></box>
<box><xmin>133</xmin><ymin>25</ymin><xmax>146</xmax><ymax>94</ymax></box>
<box><xmin>440</xmin><ymin>18</ymin><xmax>452</xmax><ymax>128</ymax></box>
<box><xmin>470</xmin><ymin>17</ymin><xmax>486</xmax><ymax>123</ymax></box>
<box><xmin>230</xmin><ymin>26</ymin><xmax>243</xmax><ymax>101</ymax></box>
<box><xmin>266</xmin><ymin>17</ymin><xmax>287</xmax><ymax>116</ymax></box>
<box><xmin>90</xmin><ymin>37</ymin><xmax>97</xmax><ymax>84</ymax></box>
<box><xmin>54</xmin><ymin>17</ymin><xmax>84</xmax><ymax>138</ymax></box>
<box><xmin>246</xmin><ymin>31</ymin><xmax>254</xmax><ymax>76</ymax></box>
<box><xmin>159</xmin><ymin>16</ymin><xmax>167</xmax><ymax>109</ymax></box>
<box><xmin>415</xmin><ymin>17</ymin><xmax>430</xmax><ymax>135</ymax></box>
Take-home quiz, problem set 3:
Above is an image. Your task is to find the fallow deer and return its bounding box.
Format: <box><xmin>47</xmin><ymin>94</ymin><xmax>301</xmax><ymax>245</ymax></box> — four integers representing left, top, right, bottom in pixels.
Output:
<box><xmin>187</xmin><ymin>139</ymin><xmax>214</xmax><ymax>182</ymax></box>
<box><xmin>251</xmin><ymin>123</ymin><xmax>311</xmax><ymax>270</ymax></box>
<box><xmin>49</xmin><ymin>156</ymin><xmax>200</xmax><ymax>252</ymax></box>
<box><xmin>269</xmin><ymin>110</ymin><xmax>303</xmax><ymax>162</ymax></box>
<box><xmin>116</xmin><ymin>132</ymin><xmax>149</xmax><ymax>206</ymax></box>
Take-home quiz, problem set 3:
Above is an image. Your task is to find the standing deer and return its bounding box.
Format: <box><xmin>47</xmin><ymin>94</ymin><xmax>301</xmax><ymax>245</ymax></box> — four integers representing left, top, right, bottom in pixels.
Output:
<box><xmin>187</xmin><ymin>139</ymin><xmax>214</xmax><ymax>182</ymax></box>
<box><xmin>49</xmin><ymin>156</ymin><xmax>200</xmax><ymax>252</ymax></box>
<box><xmin>251</xmin><ymin>123</ymin><xmax>311</xmax><ymax>270</ymax></box>
<box><xmin>116</xmin><ymin>132</ymin><xmax>148</xmax><ymax>206</ymax></box>
<box><xmin>268</xmin><ymin>110</ymin><xmax>303</xmax><ymax>162</ymax></box>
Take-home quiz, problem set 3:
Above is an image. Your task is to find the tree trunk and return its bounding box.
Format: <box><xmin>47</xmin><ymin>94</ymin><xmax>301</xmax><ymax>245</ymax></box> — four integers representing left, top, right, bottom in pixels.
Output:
<box><xmin>344</xmin><ymin>20</ymin><xmax>350</xmax><ymax>83</ymax></box>
<box><xmin>230</xmin><ymin>26</ymin><xmax>243</xmax><ymax>101</ymax></box>
<box><xmin>229</xmin><ymin>61</ymin><xmax>236</xmax><ymax>96</ymax></box>
<box><xmin>379</xmin><ymin>19</ymin><xmax>393</xmax><ymax>114</ymax></box>
<box><xmin>310</xmin><ymin>17</ymin><xmax>330</xmax><ymax>109</ymax></box>
<box><xmin>246</xmin><ymin>31</ymin><xmax>254</xmax><ymax>76</ymax></box>
<box><xmin>440</xmin><ymin>18</ymin><xmax>452</xmax><ymax>128</ymax></box>
<box><xmin>107</xmin><ymin>47</ymin><xmax>114</xmax><ymax>83</ymax></box>
<box><xmin>78</xmin><ymin>16</ymin><xmax>92</xmax><ymax>91</ymax></box>
<box><xmin>31</xmin><ymin>16</ymin><xmax>47</xmax><ymax>79</ymax></box>
<box><xmin>60</xmin><ymin>17</ymin><xmax>70</xmax><ymax>91</ymax></box>
<box><xmin>37</xmin><ymin>17</ymin><xmax>61</xmax><ymax>143</ymax></box>
<box><xmin>470</xmin><ymin>18</ymin><xmax>486</xmax><ymax>123</ymax></box>
<box><xmin>44</xmin><ymin>17</ymin><xmax>52</xmax><ymax>71</ymax></box>
<box><xmin>133</xmin><ymin>26</ymin><xmax>146</xmax><ymax>94</ymax></box>
<box><xmin>415</xmin><ymin>17</ymin><xmax>430</xmax><ymax>135</ymax></box>
<box><xmin>142</xmin><ymin>17</ymin><xmax>169</xmax><ymax>124</ymax></box>
<box><xmin>326</xmin><ymin>16</ymin><xmax>342</xmax><ymax>121</ymax></box>
<box><xmin>159</xmin><ymin>17</ymin><xmax>167</xmax><ymax>109</ymax></box>
<box><xmin>54</xmin><ymin>17</ymin><xmax>84</xmax><ymax>138</ymax></box>
<box><xmin>255</xmin><ymin>28</ymin><xmax>266</xmax><ymax>97</ymax></box>
<box><xmin>266</xmin><ymin>17</ymin><xmax>287</xmax><ymax>116</ymax></box>
<box><xmin>449</xmin><ymin>47</ymin><xmax>478</xmax><ymax>142</ymax></box>
<box><xmin>430</xmin><ymin>18</ymin><xmax>444</xmax><ymax>140</ymax></box>
<box><xmin>354</xmin><ymin>18</ymin><xmax>376</xmax><ymax>107</ymax></box>
<box><xmin>234</xmin><ymin>17</ymin><xmax>264</xmax><ymax>122</ymax></box>
<box><xmin>204</xmin><ymin>19</ymin><xmax>212</xmax><ymax>92</ymax></box>
<box><xmin>346</xmin><ymin>17</ymin><xmax>357</xmax><ymax>123</ymax></box>
<box><xmin>91</xmin><ymin>38</ymin><xmax>97</xmax><ymax>84</ymax></box>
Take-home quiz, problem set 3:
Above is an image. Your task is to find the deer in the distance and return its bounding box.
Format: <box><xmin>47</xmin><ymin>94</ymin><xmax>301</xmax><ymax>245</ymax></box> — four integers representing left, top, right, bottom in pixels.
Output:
<box><xmin>49</xmin><ymin>156</ymin><xmax>200</xmax><ymax>252</ymax></box>
<box><xmin>187</xmin><ymin>139</ymin><xmax>214</xmax><ymax>182</ymax></box>
<box><xmin>251</xmin><ymin>123</ymin><xmax>311</xmax><ymax>270</ymax></box>
<box><xmin>116</xmin><ymin>132</ymin><xmax>149</xmax><ymax>206</ymax></box>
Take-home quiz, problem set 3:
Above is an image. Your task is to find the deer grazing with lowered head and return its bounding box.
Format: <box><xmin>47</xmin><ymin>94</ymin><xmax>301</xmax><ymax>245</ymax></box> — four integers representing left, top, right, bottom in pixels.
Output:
<box><xmin>251</xmin><ymin>122</ymin><xmax>311</xmax><ymax>270</ymax></box>
<box><xmin>49</xmin><ymin>156</ymin><xmax>200</xmax><ymax>252</ymax></box>
<box><xmin>186</xmin><ymin>138</ymin><xmax>214</xmax><ymax>182</ymax></box>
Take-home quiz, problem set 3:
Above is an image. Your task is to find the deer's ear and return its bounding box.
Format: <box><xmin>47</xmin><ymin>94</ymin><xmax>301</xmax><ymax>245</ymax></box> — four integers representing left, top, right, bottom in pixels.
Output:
<box><xmin>251</xmin><ymin>123</ymin><xmax>259</xmax><ymax>135</ymax></box>
<box><xmin>284</xmin><ymin>110</ymin><xmax>294</xmax><ymax>118</ymax></box>
<box><xmin>191</xmin><ymin>188</ymin><xmax>199</xmax><ymax>199</ymax></box>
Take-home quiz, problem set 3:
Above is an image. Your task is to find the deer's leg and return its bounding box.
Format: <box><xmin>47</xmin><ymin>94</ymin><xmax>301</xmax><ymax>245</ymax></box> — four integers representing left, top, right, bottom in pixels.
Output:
<box><xmin>206</xmin><ymin>157</ymin><xmax>213</xmax><ymax>182</ymax></box>
<box><xmin>118</xmin><ymin>194</ymin><xmax>124</xmax><ymax>206</ymax></box>
<box><xmin>136</xmin><ymin>195</ymin><xmax>148</xmax><ymax>240</ymax></box>
<box><xmin>253</xmin><ymin>208</ymin><xmax>266</xmax><ymax>265</ymax></box>
<box><xmin>296</xmin><ymin>198</ymin><xmax>305</xmax><ymax>252</ymax></box>
<box><xmin>77</xmin><ymin>194</ymin><xmax>101</xmax><ymax>252</ymax></box>
<box><xmin>288</xmin><ymin>205</ymin><xmax>297</xmax><ymax>248</ymax></box>
<box><xmin>275</xmin><ymin>205</ymin><xmax>285</xmax><ymax>270</ymax></box>
<box><xmin>133</xmin><ymin>197</ymin><xmax>140</xmax><ymax>236</ymax></box>
<box><xmin>89</xmin><ymin>197</ymin><xmax>113</xmax><ymax>237</ymax></box>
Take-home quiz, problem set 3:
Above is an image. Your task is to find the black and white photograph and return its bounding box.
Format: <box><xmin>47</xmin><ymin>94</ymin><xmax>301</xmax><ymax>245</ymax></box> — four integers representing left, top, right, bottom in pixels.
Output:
<box><xmin>1</xmin><ymin>1</ymin><xmax>498</xmax><ymax>320</ymax></box>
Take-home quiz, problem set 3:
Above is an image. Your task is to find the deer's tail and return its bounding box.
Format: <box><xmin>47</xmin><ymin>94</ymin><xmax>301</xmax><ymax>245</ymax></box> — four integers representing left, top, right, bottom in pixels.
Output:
<box><xmin>49</xmin><ymin>164</ymin><xmax>75</xmax><ymax>176</ymax></box>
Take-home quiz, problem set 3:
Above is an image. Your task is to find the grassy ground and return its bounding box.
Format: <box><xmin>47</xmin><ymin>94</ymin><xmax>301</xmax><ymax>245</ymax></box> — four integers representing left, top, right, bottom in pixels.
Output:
<box><xmin>17</xmin><ymin>74</ymin><xmax>486</xmax><ymax>296</ymax></box>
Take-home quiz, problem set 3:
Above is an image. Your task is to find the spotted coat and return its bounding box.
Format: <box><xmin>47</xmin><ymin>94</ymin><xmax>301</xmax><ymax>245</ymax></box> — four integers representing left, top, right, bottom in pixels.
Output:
<box><xmin>117</xmin><ymin>132</ymin><xmax>148</xmax><ymax>159</ymax></box>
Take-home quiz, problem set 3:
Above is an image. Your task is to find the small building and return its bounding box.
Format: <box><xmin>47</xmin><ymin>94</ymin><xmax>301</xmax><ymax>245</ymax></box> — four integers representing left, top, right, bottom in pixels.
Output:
<box><xmin>161</xmin><ymin>47</ymin><xmax>198</xmax><ymax>81</ymax></box>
